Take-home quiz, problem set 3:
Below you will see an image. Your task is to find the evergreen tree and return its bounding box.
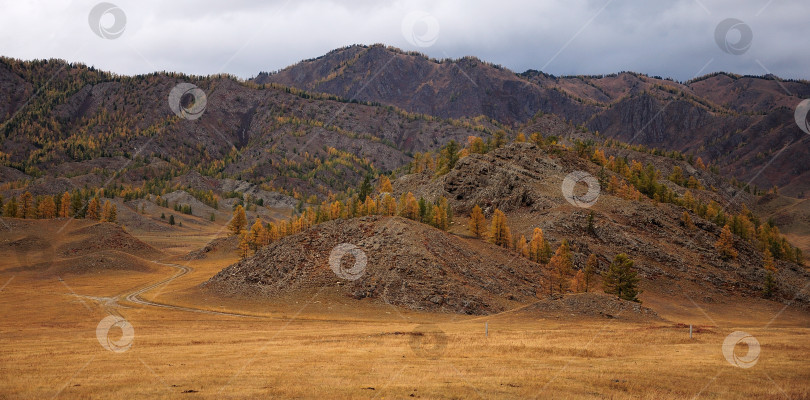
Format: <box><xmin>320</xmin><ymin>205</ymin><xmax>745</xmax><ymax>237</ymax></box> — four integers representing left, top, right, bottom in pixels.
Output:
<box><xmin>19</xmin><ymin>192</ymin><xmax>35</xmax><ymax>219</ymax></box>
<box><xmin>548</xmin><ymin>240</ymin><xmax>573</xmax><ymax>294</ymax></box>
<box><xmin>37</xmin><ymin>196</ymin><xmax>57</xmax><ymax>219</ymax></box>
<box><xmin>715</xmin><ymin>224</ymin><xmax>738</xmax><ymax>260</ymax></box>
<box><xmin>169</xmin><ymin>215</ymin><xmax>175</xmax><ymax>225</ymax></box>
<box><xmin>228</xmin><ymin>205</ymin><xmax>247</xmax><ymax>235</ymax></box>
<box><xmin>59</xmin><ymin>192</ymin><xmax>71</xmax><ymax>217</ymax></box>
<box><xmin>587</xmin><ymin>211</ymin><xmax>596</xmax><ymax>235</ymax></box>
<box><xmin>602</xmin><ymin>253</ymin><xmax>641</xmax><ymax>302</ymax></box>
<box><xmin>378</xmin><ymin>175</ymin><xmax>393</xmax><ymax>193</ymax></box>
<box><xmin>238</xmin><ymin>229</ymin><xmax>251</xmax><ymax>259</ymax></box>
<box><xmin>107</xmin><ymin>204</ymin><xmax>117</xmax><ymax>223</ymax></box>
<box><xmin>528</xmin><ymin>227</ymin><xmax>551</xmax><ymax>264</ymax></box>
<box><xmin>469</xmin><ymin>205</ymin><xmax>486</xmax><ymax>238</ymax></box>
<box><xmin>489</xmin><ymin>209</ymin><xmax>511</xmax><ymax>248</ymax></box>
<box><xmin>249</xmin><ymin>218</ymin><xmax>266</xmax><ymax>251</ymax></box>
<box><xmin>358</xmin><ymin>175</ymin><xmax>373</xmax><ymax>201</ymax></box>
<box><xmin>763</xmin><ymin>271</ymin><xmax>776</xmax><ymax>298</ymax></box>
<box><xmin>584</xmin><ymin>254</ymin><xmax>598</xmax><ymax>292</ymax></box>
<box><xmin>4</xmin><ymin>197</ymin><xmax>17</xmax><ymax>218</ymax></box>
<box><xmin>70</xmin><ymin>193</ymin><xmax>84</xmax><ymax>218</ymax></box>
<box><xmin>86</xmin><ymin>197</ymin><xmax>101</xmax><ymax>220</ymax></box>
<box><xmin>438</xmin><ymin>140</ymin><xmax>460</xmax><ymax>174</ymax></box>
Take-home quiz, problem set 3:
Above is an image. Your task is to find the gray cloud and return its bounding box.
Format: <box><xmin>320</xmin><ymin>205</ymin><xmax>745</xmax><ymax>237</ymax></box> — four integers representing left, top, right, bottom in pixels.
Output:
<box><xmin>0</xmin><ymin>0</ymin><xmax>807</xmax><ymax>81</ymax></box>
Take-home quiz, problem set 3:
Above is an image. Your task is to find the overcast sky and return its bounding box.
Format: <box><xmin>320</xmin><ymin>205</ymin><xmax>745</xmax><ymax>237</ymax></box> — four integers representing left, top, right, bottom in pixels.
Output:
<box><xmin>0</xmin><ymin>0</ymin><xmax>807</xmax><ymax>82</ymax></box>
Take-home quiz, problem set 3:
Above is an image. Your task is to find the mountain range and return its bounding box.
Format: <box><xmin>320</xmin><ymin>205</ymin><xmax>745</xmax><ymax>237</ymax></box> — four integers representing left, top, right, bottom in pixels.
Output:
<box><xmin>255</xmin><ymin>44</ymin><xmax>810</xmax><ymax>196</ymax></box>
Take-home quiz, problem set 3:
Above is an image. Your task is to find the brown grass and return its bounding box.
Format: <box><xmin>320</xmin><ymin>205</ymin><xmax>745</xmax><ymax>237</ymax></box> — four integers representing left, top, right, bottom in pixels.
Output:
<box><xmin>1</xmin><ymin>220</ymin><xmax>809</xmax><ymax>399</ymax></box>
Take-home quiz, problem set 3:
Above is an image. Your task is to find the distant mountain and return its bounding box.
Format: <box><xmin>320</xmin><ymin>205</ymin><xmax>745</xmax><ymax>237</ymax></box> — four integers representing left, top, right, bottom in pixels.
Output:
<box><xmin>254</xmin><ymin>44</ymin><xmax>810</xmax><ymax>196</ymax></box>
<box><xmin>0</xmin><ymin>57</ymin><xmax>500</xmax><ymax>198</ymax></box>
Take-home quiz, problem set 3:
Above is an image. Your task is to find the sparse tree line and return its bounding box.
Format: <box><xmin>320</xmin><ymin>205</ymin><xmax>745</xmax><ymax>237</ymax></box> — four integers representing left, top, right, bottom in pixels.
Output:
<box><xmin>0</xmin><ymin>191</ymin><xmax>117</xmax><ymax>222</ymax></box>
<box><xmin>230</xmin><ymin>175</ymin><xmax>453</xmax><ymax>259</ymax></box>
<box><xmin>468</xmin><ymin>205</ymin><xmax>641</xmax><ymax>302</ymax></box>
<box><xmin>592</xmin><ymin>149</ymin><xmax>802</xmax><ymax>265</ymax></box>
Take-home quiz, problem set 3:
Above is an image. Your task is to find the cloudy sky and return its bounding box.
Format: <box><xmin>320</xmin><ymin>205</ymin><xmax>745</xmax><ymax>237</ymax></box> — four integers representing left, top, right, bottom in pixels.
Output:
<box><xmin>0</xmin><ymin>0</ymin><xmax>807</xmax><ymax>81</ymax></box>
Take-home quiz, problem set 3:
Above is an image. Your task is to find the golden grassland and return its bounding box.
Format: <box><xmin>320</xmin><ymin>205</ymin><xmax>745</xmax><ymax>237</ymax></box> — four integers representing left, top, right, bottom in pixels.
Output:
<box><xmin>0</xmin><ymin>222</ymin><xmax>809</xmax><ymax>399</ymax></box>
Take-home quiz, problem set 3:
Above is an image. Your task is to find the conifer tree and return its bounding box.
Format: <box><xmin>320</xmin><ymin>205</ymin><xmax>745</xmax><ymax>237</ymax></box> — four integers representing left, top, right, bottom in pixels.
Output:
<box><xmin>715</xmin><ymin>224</ymin><xmax>738</xmax><ymax>260</ymax></box>
<box><xmin>378</xmin><ymin>175</ymin><xmax>393</xmax><ymax>193</ymax></box>
<box><xmin>59</xmin><ymin>192</ymin><xmax>71</xmax><ymax>218</ymax></box>
<box><xmin>469</xmin><ymin>205</ymin><xmax>486</xmax><ymax>238</ymax></box>
<box><xmin>584</xmin><ymin>254</ymin><xmax>598</xmax><ymax>292</ymax></box>
<box><xmin>528</xmin><ymin>227</ymin><xmax>551</xmax><ymax>264</ymax></box>
<box><xmin>489</xmin><ymin>209</ymin><xmax>511</xmax><ymax>248</ymax></box>
<box><xmin>4</xmin><ymin>197</ymin><xmax>17</xmax><ymax>218</ymax></box>
<box><xmin>86</xmin><ymin>197</ymin><xmax>101</xmax><ymax>220</ymax></box>
<box><xmin>37</xmin><ymin>196</ymin><xmax>56</xmax><ymax>219</ymax></box>
<box><xmin>229</xmin><ymin>205</ymin><xmax>247</xmax><ymax>235</ymax></box>
<box><xmin>249</xmin><ymin>219</ymin><xmax>266</xmax><ymax>251</ymax></box>
<box><xmin>602</xmin><ymin>253</ymin><xmax>641</xmax><ymax>302</ymax></box>
<box><xmin>19</xmin><ymin>192</ymin><xmax>35</xmax><ymax>219</ymax></box>
<box><xmin>517</xmin><ymin>235</ymin><xmax>528</xmax><ymax>257</ymax></box>
<box><xmin>548</xmin><ymin>240</ymin><xmax>573</xmax><ymax>294</ymax></box>
<box><xmin>238</xmin><ymin>229</ymin><xmax>251</xmax><ymax>259</ymax></box>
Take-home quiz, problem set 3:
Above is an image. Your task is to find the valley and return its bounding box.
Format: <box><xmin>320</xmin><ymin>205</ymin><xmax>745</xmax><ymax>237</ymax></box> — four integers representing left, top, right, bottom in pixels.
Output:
<box><xmin>1</xmin><ymin>41</ymin><xmax>809</xmax><ymax>399</ymax></box>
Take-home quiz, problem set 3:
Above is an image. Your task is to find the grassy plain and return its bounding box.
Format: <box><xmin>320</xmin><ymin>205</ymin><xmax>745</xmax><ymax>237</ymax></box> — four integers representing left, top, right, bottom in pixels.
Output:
<box><xmin>0</xmin><ymin>220</ymin><xmax>808</xmax><ymax>399</ymax></box>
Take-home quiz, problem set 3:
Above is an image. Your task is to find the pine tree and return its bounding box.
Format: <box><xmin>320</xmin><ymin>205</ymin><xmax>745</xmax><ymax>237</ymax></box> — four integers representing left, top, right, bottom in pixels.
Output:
<box><xmin>228</xmin><ymin>205</ymin><xmax>247</xmax><ymax>235</ymax></box>
<box><xmin>358</xmin><ymin>175</ymin><xmax>373</xmax><ymax>201</ymax></box>
<box><xmin>71</xmin><ymin>194</ymin><xmax>84</xmax><ymax>218</ymax></box>
<box><xmin>86</xmin><ymin>197</ymin><xmax>101</xmax><ymax>220</ymax></box>
<box><xmin>59</xmin><ymin>192</ymin><xmax>71</xmax><ymax>218</ymax></box>
<box><xmin>571</xmin><ymin>270</ymin><xmax>586</xmax><ymax>293</ymax></box>
<box><xmin>4</xmin><ymin>197</ymin><xmax>17</xmax><ymax>218</ymax></box>
<box><xmin>238</xmin><ymin>229</ymin><xmax>251</xmax><ymax>259</ymax></box>
<box><xmin>438</xmin><ymin>140</ymin><xmax>460</xmax><ymax>174</ymax></box>
<box><xmin>378</xmin><ymin>175</ymin><xmax>393</xmax><ymax>193</ymax></box>
<box><xmin>528</xmin><ymin>227</ymin><xmax>551</xmax><ymax>264</ymax></box>
<box><xmin>763</xmin><ymin>248</ymin><xmax>775</xmax><ymax>272</ymax></box>
<box><xmin>267</xmin><ymin>223</ymin><xmax>280</xmax><ymax>242</ymax></box>
<box><xmin>681</xmin><ymin>211</ymin><xmax>695</xmax><ymax>231</ymax></box>
<box><xmin>715</xmin><ymin>224</ymin><xmax>738</xmax><ymax>260</ymax></box>
<box><xmin>469</xmin><ymin>205</ymin><xmax>486</xmax><ymax>238</ymax></box>
<box><xmin>517</xmin><ymin>235</ymin><xmax>528</xmax><ymax>257</ymax></box>
<box><xmin>587</xmin><ymin>211</ymin><xmax>596</xmax><ymax>235</ymax></box>
<box><xmin>107</xmin><ymin>204</ymin><xmax>117</xmax><ymax>223</ymax></box>
<box><xmin>249</xmin><ymin>218</ymin><xmax>266</xmax><ymax>251</ymax></box>
<box><xmin>381</xmin><ymin>194</ymin><xmax>397</xmax><ymax>216</ymax></box>
<box><xmin>763</xmin><ymin>271</ymin><xmax>776</xmax><ymax>298</ymax></box>
<box><xmin>169</xmin><ymin>215</ymin><xmax>175</xmax><ymax>225</ymax></box>
<box><xmin>548</xmin><ymin>240</ymin><xmax>573</xmax><ymax>294</ymax></box>
<box><xmin>467</xmin><ymin>136</ymin><xmax>486</xmax><ymax>154</ymax></box>
<box><xmin>400</xmin><ymin>192</ymin><xmax>420</xmax><ymax>220</ymax></box>
<box><xmin>489</xmin><ymin>209</ymin><xmax>511</xmax><ymax>248</ymax></box>
<box><xmin>363</xmin><ymin>196</ymin><xmax>377</xmax><ymax>216</ymax></box>
<box><xmin>584</xmin><ymin>254</ymin><xmax>598</xmax><ymax>292</ymax></box>
<box><xmin>602</xmin><ymin>253</ymin><xmax>641</xmax><ymax>302</ymax></box>
<box><xmin>37</xmin><ymin>196</ymin><xmax>57</xmax><ymax>219</ymax></box>
<box><xmin>19</xmin><ymin>192</ymin><xmax>35</xmax><ymax>219</ymax></box>
<box><xmin>101</xmin><ymin>201</ymin><xmax>111</xmax><ymax>221</ymax></box>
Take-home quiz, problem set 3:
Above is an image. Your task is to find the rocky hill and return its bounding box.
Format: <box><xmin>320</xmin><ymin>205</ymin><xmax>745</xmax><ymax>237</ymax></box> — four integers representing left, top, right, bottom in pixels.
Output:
<box><xmin>203</xmin><ymin>215</ymin><xmax>548</xmax><ymax>315</ymax></box>
<box><xmin>255</xmin><ymin>44</ymin><xmax>810</xmax><ymax>196</ymax></box>
<box><xmin>395</xmin><ymin>142</ymin><xmax>809</xmax><ymax>307</ymax></box>
<box><xmin>203</xmin><ymin>142</ymin><xmax>808</xmax><ymax>315</ymax></box>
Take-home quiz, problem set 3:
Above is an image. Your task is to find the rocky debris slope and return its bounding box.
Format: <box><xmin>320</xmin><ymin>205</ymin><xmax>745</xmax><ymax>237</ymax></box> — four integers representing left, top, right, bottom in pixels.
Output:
<box><xmin>59</xmin><ymin>222</ymin><xmax>163</xmax><ymax>259</ymax></box>
<box><xmin>202</xmin><ymin>216</ymin><xmax>547</xmax><ymax>315</ymax></box>
<box><xmin>396</xmin><ymin>142</ymin><xmax>810</xmax><ymax>308</ymax></box>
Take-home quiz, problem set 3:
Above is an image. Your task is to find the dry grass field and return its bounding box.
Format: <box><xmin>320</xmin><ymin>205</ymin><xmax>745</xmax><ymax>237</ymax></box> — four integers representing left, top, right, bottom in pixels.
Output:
<box><xmin>1</xmin><ymin>220</ymin><xmax>809</xmax><ymax>399</ymax></box>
